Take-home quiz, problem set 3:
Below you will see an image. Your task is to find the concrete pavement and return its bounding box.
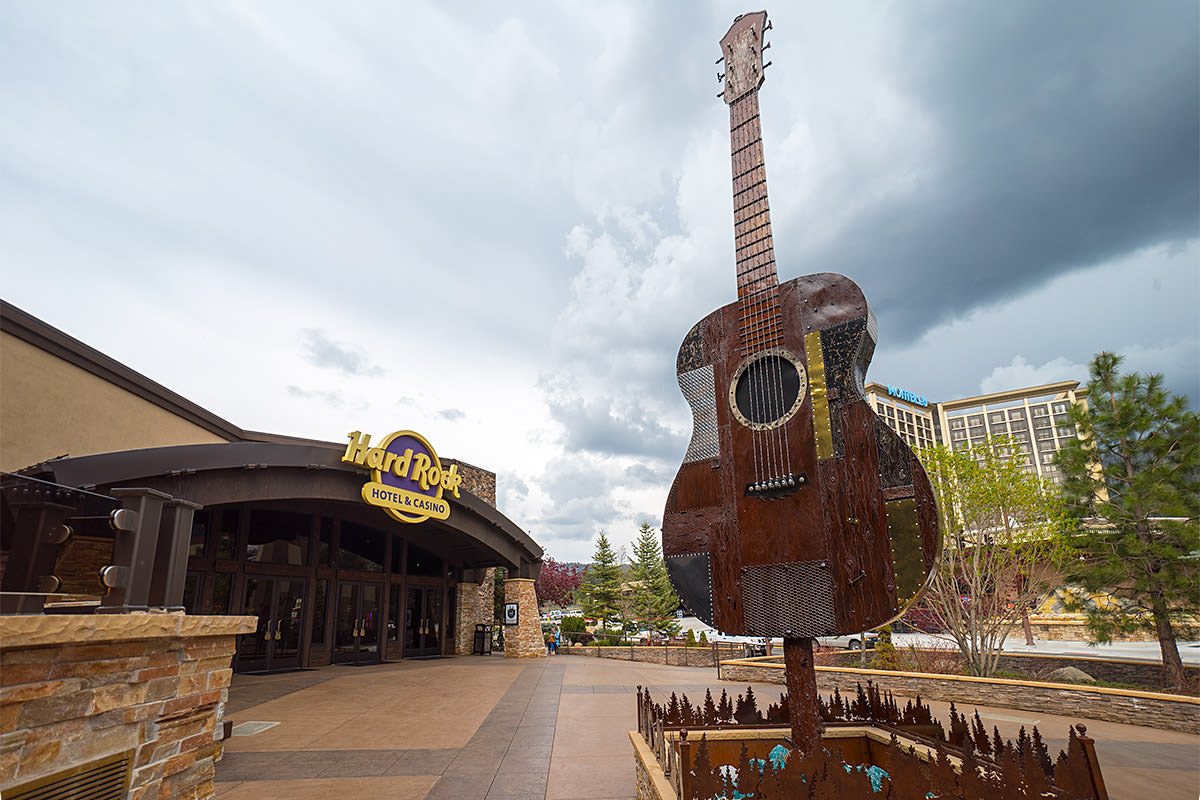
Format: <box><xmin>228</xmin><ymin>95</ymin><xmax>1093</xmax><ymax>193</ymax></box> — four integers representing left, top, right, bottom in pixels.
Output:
<box><xmin>215</xmin><ymin>654</ymin><xmax>1199</xmax><ymax>800</ymax></box>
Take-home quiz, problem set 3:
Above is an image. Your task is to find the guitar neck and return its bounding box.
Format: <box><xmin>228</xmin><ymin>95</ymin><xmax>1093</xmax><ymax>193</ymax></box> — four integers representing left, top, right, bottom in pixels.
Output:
<box><xmin>729</xmin><ymin>89</ymin><xmax>781</xmax><ymax>355</ymax></box>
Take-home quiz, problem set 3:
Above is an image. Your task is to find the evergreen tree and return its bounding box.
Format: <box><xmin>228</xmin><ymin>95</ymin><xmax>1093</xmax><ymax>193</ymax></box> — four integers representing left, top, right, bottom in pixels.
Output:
<box><xmin>579</xmin><ymin>531</ymin><xmax>623</xmax><ymax>634</ymax></box>
<box><xmin>1054</xmin><ymin>352</ymin><xmax>1199</xmax><ymax>688</ymax></box>
<box><xmin>629</xmin><ymin>523</ymin><xmax>681</xmax><ymax>637</ymax></box>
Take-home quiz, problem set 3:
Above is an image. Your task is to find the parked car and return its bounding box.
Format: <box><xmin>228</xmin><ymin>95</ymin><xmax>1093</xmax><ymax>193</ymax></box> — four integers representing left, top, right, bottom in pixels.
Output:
<box><xmin>710</xmin><ymin>633</ymin><xmax>769</xmax><ymax>657</ymax></box>
<box><xmin>817</xmin><ymin>632</ymin><xmax>878</xmax><ymax>650</ymax></box>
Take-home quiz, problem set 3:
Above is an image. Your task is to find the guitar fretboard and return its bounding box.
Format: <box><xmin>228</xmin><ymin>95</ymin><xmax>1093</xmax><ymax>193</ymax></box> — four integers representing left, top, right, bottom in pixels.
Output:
<box><xmin>729</xmin><ymin>90</ymin><xmax>781</xmax><ymax>355</ymax></box>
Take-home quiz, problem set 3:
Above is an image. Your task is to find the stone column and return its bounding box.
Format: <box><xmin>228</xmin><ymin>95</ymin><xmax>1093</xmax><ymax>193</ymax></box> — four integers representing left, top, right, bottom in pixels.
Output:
<box><xmin>502</xmin><ymin>578</ymin><xmax>545</xmax><ymax>658</ymax></box>
<box><xmin>455</xmin><ymin>581</ymin><xmax>486</xmax><ymax>655</ymax></box>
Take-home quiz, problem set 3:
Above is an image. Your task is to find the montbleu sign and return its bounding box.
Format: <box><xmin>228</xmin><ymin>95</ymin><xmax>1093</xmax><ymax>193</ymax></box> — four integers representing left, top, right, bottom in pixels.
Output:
<box><xmin>341</xmin><ymin>430</ymin><xmax>462</xmax><ymax>524</ymax></box>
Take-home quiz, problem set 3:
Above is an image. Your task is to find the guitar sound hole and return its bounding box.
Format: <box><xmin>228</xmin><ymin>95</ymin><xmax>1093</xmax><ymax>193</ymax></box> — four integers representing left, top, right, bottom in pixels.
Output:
<box><xmin>734</xmin><ymin>354</ymin><xmax>801</xmax><ymax>425</ymax></box>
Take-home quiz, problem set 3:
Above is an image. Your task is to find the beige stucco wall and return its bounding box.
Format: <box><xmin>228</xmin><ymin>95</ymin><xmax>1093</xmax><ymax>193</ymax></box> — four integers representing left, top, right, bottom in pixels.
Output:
<box><xmin>0</xmin><ymin>332</ymin><xmax>230</xmax><ymax>472</ymax></box>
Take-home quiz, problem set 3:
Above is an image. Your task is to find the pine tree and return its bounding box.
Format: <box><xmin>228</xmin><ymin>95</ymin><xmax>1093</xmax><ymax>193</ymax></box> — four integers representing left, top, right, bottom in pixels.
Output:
<box><xmin>628</xmin><ymin>522</ymin><xmax>681</xmax><ymax>637</ymax></box>
<box><xmin>579</xmin><ymin>531</ymin><xmax>623</xmax><ymax>634</ymax></box>
<box><xmin>1055</xmin><ymin>352</ymin><xmax>1199</xmax><ymax>688</ymax></box>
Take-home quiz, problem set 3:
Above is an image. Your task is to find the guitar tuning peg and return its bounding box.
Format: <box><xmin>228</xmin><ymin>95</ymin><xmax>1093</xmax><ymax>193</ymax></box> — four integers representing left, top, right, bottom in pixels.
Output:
<box><xmin>717</xmin><ymin>91</ymin><xmax>725</xmax><ymax>98</ymax></box>
<box><xmin>715</xmin><ymin>56</ymin><xmax>724</xmax><ymax>65</ymax></box>
<box><xmin>717</xmin><ymin>72</ymin><xmax>725</xmax><ymax>81</ymax></box>
<box><xmin>762</xmin><ymin>42</ymin><xmax>771</xmax><ymax>52</ymax></box>
<box><xmin>764</xmin><ymin>19</ymin><xmax>773</xmax><ymax>31</ymax></box>
<box><xmin>763</xmin><ymin>61</ymin><xmax>773</xmax><ymax>70</ymax></box>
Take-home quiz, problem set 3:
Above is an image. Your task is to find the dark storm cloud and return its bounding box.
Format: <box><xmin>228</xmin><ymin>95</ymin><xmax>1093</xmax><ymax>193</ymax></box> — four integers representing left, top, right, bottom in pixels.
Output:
<box><xmin>540</xmin><ymin>376</ymin><xmax>686</xmax><ymax>462</ymax></box>
<box><xmin>299</xmin><ymin>328</ymin><xmax>384</xmax><ymax>377</ymax></box>
<box><xmin>785</xmin><ymin>2</ymin><xmax>1199</xmax><ymax>344</ymax></box>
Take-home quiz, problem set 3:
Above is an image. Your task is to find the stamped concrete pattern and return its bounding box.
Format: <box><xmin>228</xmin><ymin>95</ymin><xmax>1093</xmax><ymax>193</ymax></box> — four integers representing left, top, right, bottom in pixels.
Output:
<box><xmin>216</xmin><ymin>654</ymin><xmax>1200</xmax><ymax>800</ymax></box>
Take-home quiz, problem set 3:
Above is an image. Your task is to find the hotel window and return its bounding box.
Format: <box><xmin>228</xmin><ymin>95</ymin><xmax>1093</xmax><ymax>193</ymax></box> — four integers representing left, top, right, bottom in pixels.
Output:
<box><xmin>406</xmin><ymin>543</ymin><xmax>444</xmax><ymax>578</ymax></box>
<box><xmin>189</xmin><ymin>511</ymin><xmax>210</xmax><ymax>558</ymax></box>
<box><xmin>339</xmin><ymin>521</ymin><xmax>387</xmax><ymax>572</ymax></box>
<box><xmin>317</xmin><ymin>517</ymin><xmax>334</xmax><ymax>566</ymax></box>
<box><xmin>216</xmin><ymin>510</ymin><xmax>240</xmax><ymax>560</ymax></box>
<box><xmin>212</xmin><ymin>573</ymin><xmax>233</xmax><ymax>615</ymax></box>
<box><xmin>247</xmin><ymin>510</ymin><xmax>310</xmax><ymax>566</ymax></box>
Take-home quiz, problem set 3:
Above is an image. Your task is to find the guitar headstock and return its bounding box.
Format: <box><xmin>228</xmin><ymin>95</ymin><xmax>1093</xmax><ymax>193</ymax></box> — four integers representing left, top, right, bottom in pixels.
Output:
<box><xmin>719</xmin><ymin>11</ymin><xmax>770</xmax><ymax>105</ymax></box>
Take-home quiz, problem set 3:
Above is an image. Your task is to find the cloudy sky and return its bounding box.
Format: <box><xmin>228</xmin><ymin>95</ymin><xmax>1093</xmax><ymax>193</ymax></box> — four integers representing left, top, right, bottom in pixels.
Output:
<box><xmin>3</xmin><ymin>2</ymin><xmax>1196</xmax><ymax>563</ymax></box>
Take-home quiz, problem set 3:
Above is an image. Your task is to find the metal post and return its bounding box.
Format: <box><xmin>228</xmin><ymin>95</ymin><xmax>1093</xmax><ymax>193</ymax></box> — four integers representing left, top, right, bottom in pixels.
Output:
<box><xmin>148</xmin><ymin>497</ymin><xmax>202</xmax><ymax>610</ymax></box>
<box><xmin>783</xmin><ymin>636</ymin><xmax>822</xmax><ymax>754</ymax></box>
<box><xmin>0</xmin><ymin>500</ymin><xmax>74</xmax><ymax>614</ymax></box>
<box><xmin>1075</xmin><ymin>724</ymin><xmax>1109</xmax><ymax>800</ymax></box>
<box><xmin>99</xmin><ymin>488</ymin><xmax>169</xmax><ymax>613</ymax></box>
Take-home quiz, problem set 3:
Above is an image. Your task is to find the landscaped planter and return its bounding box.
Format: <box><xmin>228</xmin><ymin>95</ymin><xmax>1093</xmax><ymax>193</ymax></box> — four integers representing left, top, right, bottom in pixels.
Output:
<box><xmin>631</xmin><ymin>684</ymin><xmax>1110</xmax><ymax>800</ymax></box>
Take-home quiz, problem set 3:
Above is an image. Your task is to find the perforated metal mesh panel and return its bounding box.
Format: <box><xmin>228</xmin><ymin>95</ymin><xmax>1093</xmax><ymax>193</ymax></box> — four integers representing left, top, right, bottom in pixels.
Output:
<box><xmin>679</xmin><ymin>365</ymin><xmax>719</xmax><ymax>463</ymax></box>
<box><xmin>742</xmin><ymin>561</ymin><xmax>837</xmax><ymax>637</ymax></box>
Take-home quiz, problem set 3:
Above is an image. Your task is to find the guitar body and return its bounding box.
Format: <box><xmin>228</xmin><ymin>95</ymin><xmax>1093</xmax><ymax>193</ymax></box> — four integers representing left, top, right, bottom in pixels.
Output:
<box><xmin>662</xmin><ymin>11</ymin><xmax>940</xmax><ymax>641</ymax></box>
<box><xmin>663</xmin><ymin>272</ymin><xmax>940</xmax><ymax>637</ymax></box>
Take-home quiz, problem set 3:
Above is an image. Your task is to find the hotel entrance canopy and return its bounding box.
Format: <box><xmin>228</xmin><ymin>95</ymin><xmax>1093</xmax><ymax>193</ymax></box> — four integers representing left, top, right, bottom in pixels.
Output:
<box><xmin>19</xmin><ymin>440</ymin><xmax>542</xmax><ymax>578</ymax></box>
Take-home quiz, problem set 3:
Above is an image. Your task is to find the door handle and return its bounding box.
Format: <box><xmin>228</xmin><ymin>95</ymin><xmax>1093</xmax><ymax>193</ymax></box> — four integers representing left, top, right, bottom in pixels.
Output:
<box><xmin>263</xmin><ymin>619</ymin><xmax>274</xmax><ymax>641</ymax></box>
<box><xmin>354</xmin><ymin>618</ymin><xmax>361</xmax><ymax>638</ymax></box>
<box><xmin>274</xmin><ymin>620</ymin><xmax>282</xmax><ymax>640</ymax></box>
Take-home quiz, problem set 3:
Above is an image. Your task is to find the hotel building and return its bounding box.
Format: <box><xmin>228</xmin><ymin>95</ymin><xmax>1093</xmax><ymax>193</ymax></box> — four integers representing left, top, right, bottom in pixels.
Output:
<box><xmin>865</xmin><ymin>380</ymin><xmax>1089</xmax><ymax>485</ymax></box>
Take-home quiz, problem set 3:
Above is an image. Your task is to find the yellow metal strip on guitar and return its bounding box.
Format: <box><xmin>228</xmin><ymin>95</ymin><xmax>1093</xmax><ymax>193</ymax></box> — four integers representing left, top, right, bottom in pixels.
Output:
<box><xmin>885</xmin><ymin>498</ymin><xmax>924</xmax><ymax>604</ymax></box>
<box><xmin>804</xmin><ymin>331</ymin><xmax>834</xmax><ymax>460</ymax></box>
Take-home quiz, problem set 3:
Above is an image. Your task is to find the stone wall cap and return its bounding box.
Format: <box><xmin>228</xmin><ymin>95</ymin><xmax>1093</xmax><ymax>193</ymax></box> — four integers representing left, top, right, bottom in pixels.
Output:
<box><xmin>0</xmin><ymin>613</ymin><xmax>258</xmax><ymax>648</ymax></box>
<box><xmin>718</xmin><ymin>658</ymin><xmax>1200</xmax><ymax>704</ymax></box>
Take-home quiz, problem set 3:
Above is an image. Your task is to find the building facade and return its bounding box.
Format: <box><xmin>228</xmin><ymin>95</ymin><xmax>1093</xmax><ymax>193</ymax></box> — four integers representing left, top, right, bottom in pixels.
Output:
<box><xmin>1</xmin><ymin>299</ymin><xmax>543</xmax><ymax>671</ymax></box>
<box><xmin>865</xmin><ymin>380</ymin><xmax>1088</xmax><ymax>484</ymax></box>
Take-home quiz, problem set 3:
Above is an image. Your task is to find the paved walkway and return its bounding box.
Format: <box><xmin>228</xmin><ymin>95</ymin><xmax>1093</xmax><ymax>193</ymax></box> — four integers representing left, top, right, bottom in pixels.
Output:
<box><xmin>215</xmin><ymin>654</ymin><xmax>1199</xmax><ymax>800</ymax></box>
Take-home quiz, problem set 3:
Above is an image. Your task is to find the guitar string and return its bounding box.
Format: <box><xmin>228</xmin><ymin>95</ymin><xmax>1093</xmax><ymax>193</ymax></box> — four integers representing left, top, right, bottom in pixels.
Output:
<box><xmin>736</xmin><ymin>95</ymin><xmax>768</xmax><ymax>489</ymax></box>
<box><xmin>744</xmin><ymin>93</ymin><xmax>783</xmax><ymax>488</ymax></box>
<box><xmin>737</xmin><ymin>96</ymin><xmax>767</xmax><ymax>488</ymax></box>
<box><xmin>738</xmin><ymin>93</ymin><xmax>783</xmax><ymax>489</ymax></box>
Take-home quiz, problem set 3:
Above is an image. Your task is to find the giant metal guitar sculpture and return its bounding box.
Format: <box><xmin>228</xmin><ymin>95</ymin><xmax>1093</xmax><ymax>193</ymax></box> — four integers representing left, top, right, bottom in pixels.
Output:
<box><xmin>662</xmin><ymin>12</ymin><xmax>941</xmax><ymax>748</ymax></box>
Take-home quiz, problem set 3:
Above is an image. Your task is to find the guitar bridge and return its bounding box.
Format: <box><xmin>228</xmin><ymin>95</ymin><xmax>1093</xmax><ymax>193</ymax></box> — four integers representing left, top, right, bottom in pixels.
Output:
<box><xmin>744</xmin><ymin>472</ymin><xmax>806</xmax><ymax>499</ymax></box>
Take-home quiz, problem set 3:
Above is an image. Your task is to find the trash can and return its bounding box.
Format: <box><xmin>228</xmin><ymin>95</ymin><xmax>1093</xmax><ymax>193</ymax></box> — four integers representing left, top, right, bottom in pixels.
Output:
<box><xmin>473</xmin><ymin>624</ymin><xmax>493</xmax><ymax>656</ymax></box>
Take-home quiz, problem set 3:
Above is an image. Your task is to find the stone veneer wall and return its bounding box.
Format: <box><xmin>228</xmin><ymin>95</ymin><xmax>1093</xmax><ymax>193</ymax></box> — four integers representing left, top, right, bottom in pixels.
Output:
<box><xmin>1025</xmin><ymin>614</ymin><xmax>1200</xmax><ymax>642</ymax></box>
<box><xmin>454</xmin><ymin>580</ymin><xmax>497</xmax><ymax>655</ymax></box>
<box><xmin>815</xmin><ymin>648</ymin><xmax>1198</xmax><ymax>690</ymax></box>
<box><xmin>558</xmin><ymin>644</ymin><xmax>756</xmax><ymax>668</ymax></box>
<box><xmin>447</xmin><ymin>459</ymin><xmax>496</xmax><ymax>506</ymax></box>
<box><xmin>717</xmin><ymin>660</ymin><xmax>1200</xmax><ymax>734</ymax></box>
<box><xmin>502</xmin><ymin>578</ymin><xmax>545</xmax><ymax>658</ymax></box>
<box><xmin>0</xmin><ymin>613</ymin><xmax>256</xmax><ymax>799</ymax></box>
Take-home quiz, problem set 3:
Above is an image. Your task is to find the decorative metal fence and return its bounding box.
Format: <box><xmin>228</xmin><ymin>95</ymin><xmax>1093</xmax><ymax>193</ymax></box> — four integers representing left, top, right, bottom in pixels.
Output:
<box><xmin>636</xmin><ymin>682</ymin><xmax>1109</xmax><ymax>799</ymax></box>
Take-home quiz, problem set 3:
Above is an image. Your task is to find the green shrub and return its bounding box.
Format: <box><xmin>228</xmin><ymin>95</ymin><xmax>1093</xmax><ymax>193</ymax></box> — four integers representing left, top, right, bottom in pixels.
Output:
<box><xmin>560</xmin><ymin>616</ymin><xmax>586</xmax><ymax>633</ymax></box>
<box><xmin>871</xmin><ymin>625</ymin><xmax>905</xmax><ymax>670</ymax></box>
<box><xmin>698</xmin><ymin>631</ymin><xmax>708</xmax><ymax>645</ymax></box>
<box><xmin>685</xmin><ymin>629</ymin><xmax>697</xmax><ymax>647</ymax></box>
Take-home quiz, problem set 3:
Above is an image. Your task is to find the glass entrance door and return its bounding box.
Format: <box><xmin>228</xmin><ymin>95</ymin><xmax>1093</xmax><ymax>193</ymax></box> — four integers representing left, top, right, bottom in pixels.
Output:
<box><xmin>403</xmin><ymin>586</ymin><xmax>444</xmax><ymax>658</ymax></box>
<box><xmin>333</xmin><ymin>581</ymin><xmax>381</xmax><ymax>665</ymax></box>
<box><xmin>237</xmin><ymin>577</ymin><xmax>305</xmax><ymax>673</ymax></box>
